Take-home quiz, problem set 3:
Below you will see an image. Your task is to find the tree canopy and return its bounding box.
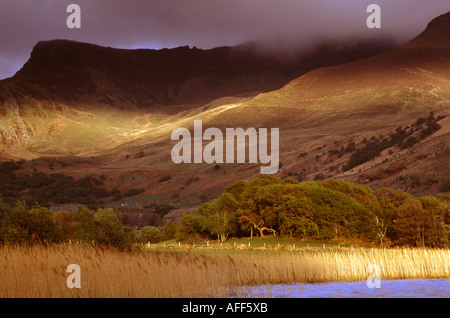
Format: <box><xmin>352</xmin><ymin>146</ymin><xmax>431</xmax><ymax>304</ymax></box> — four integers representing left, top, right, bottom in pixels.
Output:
<box><xmin>187</xmin><ymin>176</ymin><xmax>450</xmax><ymax>247</ymax></box>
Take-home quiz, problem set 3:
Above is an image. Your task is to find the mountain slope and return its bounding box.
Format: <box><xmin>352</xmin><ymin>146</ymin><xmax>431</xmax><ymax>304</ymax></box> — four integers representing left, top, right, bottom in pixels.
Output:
<box><xmin>209</xmin><ymin>11</ymin><xmax>450</xmax><ymax>130</ymax></box>
<box><xmin>0</xmin><ymin>38</ymin><xmax>393</xmax><ymax>156</ymax></box>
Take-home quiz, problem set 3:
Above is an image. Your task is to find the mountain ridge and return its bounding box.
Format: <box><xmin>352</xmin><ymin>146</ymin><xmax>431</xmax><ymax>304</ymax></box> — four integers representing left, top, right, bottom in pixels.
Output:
<box><xmin>405</xmin><ymin>10</ymin><xmax>450</xmax><ymax>48</ymax></box>
<box><xmin>1</xmin><ymin>37</ymin><xmax>394</xmax><ymax>110</ymax></box>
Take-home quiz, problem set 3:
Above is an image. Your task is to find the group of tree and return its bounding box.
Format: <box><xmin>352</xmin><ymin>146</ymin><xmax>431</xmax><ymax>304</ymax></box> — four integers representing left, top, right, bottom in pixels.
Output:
<box><xmin>343</xmin><ymin>112</ymin><xmax>445</xmax><ymax>171</ymax></box>
<box><xmin>0</xmin><ymin>201</ymin><xmax>174</xmax><ymax>248</ymax></box>
<box><xmin>0</xmin><ymin>160</ymin><xmax>144</xmax><ymax>207</ymax></box>
<box><xmin>177</xmin><ymin>176</ymin><xmax>450</xmax><ymax>247</ymax></box>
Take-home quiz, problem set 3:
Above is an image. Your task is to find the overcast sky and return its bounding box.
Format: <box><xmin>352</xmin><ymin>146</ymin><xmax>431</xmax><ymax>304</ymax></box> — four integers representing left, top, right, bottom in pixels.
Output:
<box><xmin>0</xmin><ymin>0</ymin><xmax>449</xmax><ymax>79</ymax></box>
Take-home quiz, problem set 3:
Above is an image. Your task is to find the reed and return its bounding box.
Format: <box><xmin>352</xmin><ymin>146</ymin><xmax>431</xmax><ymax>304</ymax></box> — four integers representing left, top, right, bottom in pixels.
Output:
<box><xmin>0</xmin><ymin>244</ymin><xmax>448</xmax><ymax>297</ymax></box>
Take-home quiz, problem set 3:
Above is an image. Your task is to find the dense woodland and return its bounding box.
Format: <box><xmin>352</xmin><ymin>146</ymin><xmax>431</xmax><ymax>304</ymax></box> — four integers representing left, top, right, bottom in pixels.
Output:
<box><xmin>1</xmin><ymin>176</ymin><xmax>448</xmax><ymax>248</ymax></box>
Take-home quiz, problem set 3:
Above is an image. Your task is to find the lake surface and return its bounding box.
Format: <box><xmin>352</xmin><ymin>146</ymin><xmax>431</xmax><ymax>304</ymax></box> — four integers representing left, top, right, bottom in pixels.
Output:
<box><xmin>244</xmin><ymin>279</ymin><xmax>450</xmax><ymax>298</ymax></box>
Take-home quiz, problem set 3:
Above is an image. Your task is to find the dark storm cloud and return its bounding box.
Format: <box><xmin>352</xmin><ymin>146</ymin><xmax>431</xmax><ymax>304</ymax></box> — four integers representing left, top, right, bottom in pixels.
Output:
<box><xmin>0</xmin><ymin>0</ymin><xmax>449</xmax><ymax>79</ymax></box>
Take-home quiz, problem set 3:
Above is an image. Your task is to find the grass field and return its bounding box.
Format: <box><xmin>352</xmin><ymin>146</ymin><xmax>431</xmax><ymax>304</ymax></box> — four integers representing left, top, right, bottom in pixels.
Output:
<box><xmin>155</xmin><ymin>237</ymin><xmax>354</xmax><ymax>251</ymax></box>
<box><xmin>0</xmin><ymin>242</ymin><xmax>448</xmax><ymax>298</ymax></box>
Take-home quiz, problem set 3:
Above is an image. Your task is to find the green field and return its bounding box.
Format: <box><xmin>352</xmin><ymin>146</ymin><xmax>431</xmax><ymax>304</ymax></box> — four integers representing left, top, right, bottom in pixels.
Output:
<box><xmin>153</xmin><ymin>237</ymin><xmax>355</xmax><ymax>251</ymax></box>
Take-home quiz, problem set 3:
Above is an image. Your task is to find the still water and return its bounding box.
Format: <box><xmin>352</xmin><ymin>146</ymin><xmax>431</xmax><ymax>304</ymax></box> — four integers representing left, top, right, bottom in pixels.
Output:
<box><xmin>245</xmin><ymin>279</ymin><xmax>450</xmax><ymax>298</ymax></box>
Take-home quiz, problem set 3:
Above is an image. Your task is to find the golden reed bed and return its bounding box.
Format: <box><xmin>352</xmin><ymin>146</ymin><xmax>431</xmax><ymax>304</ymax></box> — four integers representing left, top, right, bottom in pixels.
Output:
<box><xmin>0</xmin><ymin>244</ymin><xmax>448</xmax><ymax>297</ymax></box>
